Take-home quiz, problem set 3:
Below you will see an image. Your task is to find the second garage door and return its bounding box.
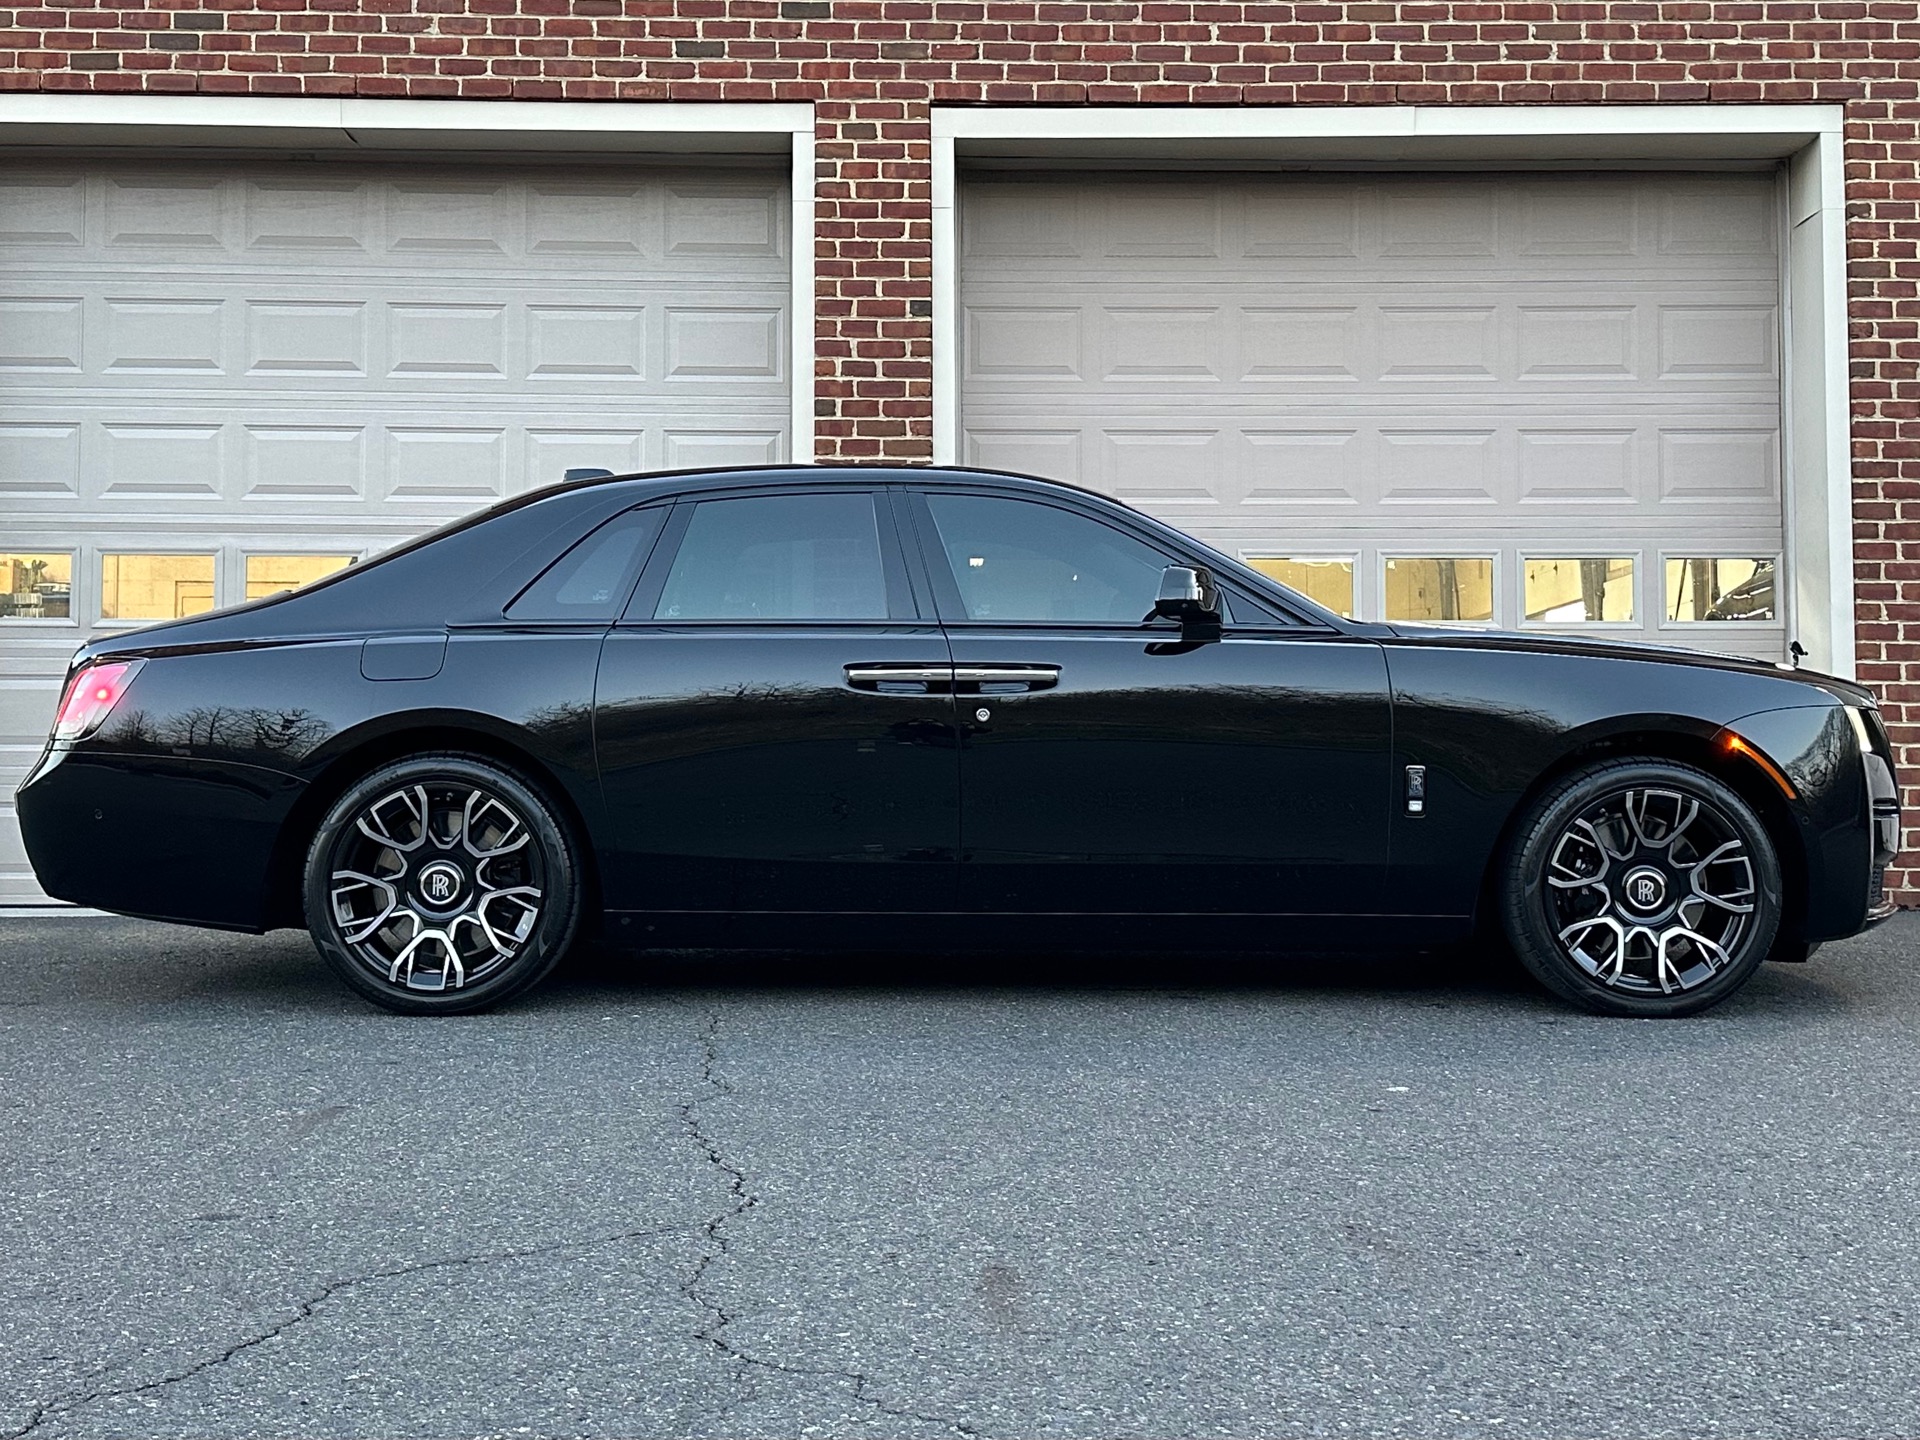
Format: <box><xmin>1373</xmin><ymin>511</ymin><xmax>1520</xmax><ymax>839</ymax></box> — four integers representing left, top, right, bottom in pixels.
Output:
<box><xmin>960</xmin><ymin>170</ymin><xmax>1786</xmax><ymax>657</ymax></box>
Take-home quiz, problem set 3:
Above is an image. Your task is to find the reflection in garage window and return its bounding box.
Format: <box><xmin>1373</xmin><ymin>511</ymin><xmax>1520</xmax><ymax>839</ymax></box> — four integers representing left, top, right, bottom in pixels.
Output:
<box><xmin>100</xmin><ymin>553</ymin><xmax>216</xmax><ymax>622</ymax></box>
<box><xmin>1524</xmin><ymin>557</ymin><xmax>1635</xmax><ymax>623</ymax></box>
<box><xmin>1245</xmin><ymin>556</ymin><xmax>1354</xmax><ymax>618</ymax></box>
<box><xmin>0</xmin><ymin>552</ymin><xmax>73</xmax><ymax>620</ymax></box>
<box><xmin>655</xmin><ymin>493</ymin><xmax>886</xmax><ymax>620</ymax></box>
<box><xmin>1384</xmin><ymin>557</ymin><xmax>1494</xmax><ymax>624</ymax></box>
<box><xmin>1664</xmin><ymin>557</ymin><xmax>1775</xmax><ymax>622</ymax></box>
<box><xmin>245</xmin><ymin>554</ymin><xmax>354</xmax><ymax>602</ymax></box>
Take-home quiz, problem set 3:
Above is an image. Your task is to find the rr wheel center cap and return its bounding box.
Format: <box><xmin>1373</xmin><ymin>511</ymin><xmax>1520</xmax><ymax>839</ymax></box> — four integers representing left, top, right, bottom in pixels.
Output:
<box><xmin>1620</xmin><ymin>865</ymin><xmax>1670</xmax><ymax>914</ymax></box>
<box><xmin>415</xmin><ymin>860</ymin><xmax>466</xmax><ymax>910</ymax></box>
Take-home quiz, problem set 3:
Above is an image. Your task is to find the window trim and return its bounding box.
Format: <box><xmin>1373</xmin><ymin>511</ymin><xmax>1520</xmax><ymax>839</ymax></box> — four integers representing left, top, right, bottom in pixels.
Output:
<box><xmin>617</xmin><ymin>485</ymin><xmax>918</xmax><ymax>627</ymax></box>
<box><xmin>96</xmin><ymin>548</ymin><xmax>220</xmax><ymax>628</ymax></box>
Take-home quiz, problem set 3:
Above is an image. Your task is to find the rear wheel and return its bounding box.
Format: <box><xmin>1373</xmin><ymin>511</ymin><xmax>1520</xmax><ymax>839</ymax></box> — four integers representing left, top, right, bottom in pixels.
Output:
<box><xmin>304</xmin><ymin>754</ymin><xmax>582</xmax><ymax>1015</ymax></box>
<box><xmin>1501</xmin><ymin>758</ymin><xmax>1783</xmax><ymax>1017</ymax></box>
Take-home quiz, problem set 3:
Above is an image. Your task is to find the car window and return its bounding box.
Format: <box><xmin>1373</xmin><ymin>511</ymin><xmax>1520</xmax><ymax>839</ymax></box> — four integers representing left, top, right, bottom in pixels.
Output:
<box><xmin>653</xmin><ymin>492</ymin><xmax>888</xmax><ymax>621</ymax></box>
<box><xmin>924</xmin><ymin>493</ymin><xmax>1176</xmax><ymax>624</ymax></box>
<box><xmin>507</xmin><ymin>505</ymin><xmax>667</xmax><ymax>622</ymax></box>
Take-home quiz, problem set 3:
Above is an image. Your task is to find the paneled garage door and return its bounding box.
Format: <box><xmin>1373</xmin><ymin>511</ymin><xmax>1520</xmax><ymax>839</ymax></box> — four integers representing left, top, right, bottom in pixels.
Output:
<box><xmin>960</xmin><ymin>170</ymin><xmax>1786</xmax><ymax>656</ymax></box>
<box><xmin>0</xmin><ymin>158</ymin><xmax>791</xmax><ymax>904</ymax></box>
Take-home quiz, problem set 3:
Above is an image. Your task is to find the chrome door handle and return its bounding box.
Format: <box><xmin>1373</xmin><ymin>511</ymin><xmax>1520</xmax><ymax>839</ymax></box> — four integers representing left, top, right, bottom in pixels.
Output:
<box><xmin>951</xmin><ymin>665</ymin><xmax>1060</xmax><ymax>691</ymax></box>
<box><xmin>845</xmin><ymin>664</ymin><xmax>954</xmax><ymax>690</ymax></box>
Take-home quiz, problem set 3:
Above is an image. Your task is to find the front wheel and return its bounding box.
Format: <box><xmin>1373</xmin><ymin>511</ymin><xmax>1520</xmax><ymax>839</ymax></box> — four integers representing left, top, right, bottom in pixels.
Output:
<box><xmin>304</xmin><ymin>754</ymin><xmax>582</xmax><ymax>1015</ymax></box>
<box><xmin>1501</xmin><ymin>759</ymin><xmax>1783</xmax><ymax>1017</ymax></box>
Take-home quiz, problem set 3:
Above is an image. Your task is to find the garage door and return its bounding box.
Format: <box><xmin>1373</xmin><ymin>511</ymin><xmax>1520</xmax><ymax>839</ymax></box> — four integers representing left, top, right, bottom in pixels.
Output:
<box><xmin>960</xmin><ymin>170</ymin><xmax>1785</xmax><ymax>655</ymax></box>
<box><xmin>0</xmin><ymin>157</ymin><xmax>791</xmax><ymax>904</ymax></box>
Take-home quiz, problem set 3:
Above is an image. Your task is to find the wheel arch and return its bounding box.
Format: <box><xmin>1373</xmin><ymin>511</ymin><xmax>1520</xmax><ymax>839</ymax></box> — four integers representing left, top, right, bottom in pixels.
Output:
<box><xmin>265</xmin><ymin>716</ymin><xmax>601</xmax><ymax>932</ymax></box>
<box><xmin>1471</xmin><ymin>721</ymin><xmax>1811</xmax><ymax>950</ymax></box>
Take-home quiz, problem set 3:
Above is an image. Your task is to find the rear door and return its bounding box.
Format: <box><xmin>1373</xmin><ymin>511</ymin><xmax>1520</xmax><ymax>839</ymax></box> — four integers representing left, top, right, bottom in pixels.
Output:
<box><xmin>593</xmin><ymin>486</ymin><xmax>960</xmax><ymax>915</ymax></box>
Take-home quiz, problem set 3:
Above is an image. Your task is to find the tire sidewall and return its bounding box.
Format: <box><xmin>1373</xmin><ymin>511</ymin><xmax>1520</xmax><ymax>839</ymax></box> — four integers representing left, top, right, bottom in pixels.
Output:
<box><xmin>1503</xmin><ymin>760</ymin><xmax>1783</xmax><ymax>1018</ymax></box>
<box><xmin>304</xmin><ymin>754</ymin><xmax>581</xmax><ymax>1015</ymax></box>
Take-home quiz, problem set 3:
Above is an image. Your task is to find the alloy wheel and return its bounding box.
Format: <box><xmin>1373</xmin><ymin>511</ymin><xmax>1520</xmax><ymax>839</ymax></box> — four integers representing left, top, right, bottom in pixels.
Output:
<box><xmin>326</xmin><ymin>781</ymin><xmax>545</xmax><ymax>993</ymax></box>
<box><xmin>1542</xmin><ymin>784</ymin><xmax>1758</xmax><ymax>996</ymax></box>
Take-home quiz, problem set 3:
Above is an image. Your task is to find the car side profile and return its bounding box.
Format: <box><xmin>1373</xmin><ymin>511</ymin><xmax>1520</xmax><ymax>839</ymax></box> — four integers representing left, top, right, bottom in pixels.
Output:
<box><xmin>16</xmin><ymin>465</ymin><xmax>1903</xmax><ymax>1017</ymax></box>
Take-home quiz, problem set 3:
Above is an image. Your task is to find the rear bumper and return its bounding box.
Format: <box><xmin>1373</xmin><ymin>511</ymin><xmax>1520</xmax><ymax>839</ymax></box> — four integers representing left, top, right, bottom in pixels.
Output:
<box><xmin>17</xmin><ymin>746</ymin><xmax>303</xmax><ymax>932</ymax></box>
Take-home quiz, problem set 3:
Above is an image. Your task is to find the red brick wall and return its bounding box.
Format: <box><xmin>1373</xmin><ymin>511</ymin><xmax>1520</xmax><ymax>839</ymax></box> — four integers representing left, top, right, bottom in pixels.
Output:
<box><xmin>6</xmin><ymin>1</ymin><xmax>1920</xmax><ymax>892</ymax></box>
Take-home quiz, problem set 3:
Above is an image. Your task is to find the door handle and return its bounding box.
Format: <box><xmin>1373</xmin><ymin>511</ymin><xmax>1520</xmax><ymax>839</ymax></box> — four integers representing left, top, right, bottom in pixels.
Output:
<box><xmin>951</xmin><ymin>664</ymin><xmax>1060</xmax><ymax>693</ymax></box>
<box><xmin>845</xmin><ymin>663</ymin><xmax>954</xmax><ymax>692</ymax></box>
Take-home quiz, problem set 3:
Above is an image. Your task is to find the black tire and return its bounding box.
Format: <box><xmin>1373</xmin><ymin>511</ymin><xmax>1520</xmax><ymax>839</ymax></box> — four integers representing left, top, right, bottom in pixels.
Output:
<box><xmin>303</xmin><ymin>753</ymin><xmax>582</xmax><ymax>1015</ymax></box>
<box><xmin>1500</xmin><ymin>758</ymin><xmax>1783</xmax><ymax>1017</ymax></box>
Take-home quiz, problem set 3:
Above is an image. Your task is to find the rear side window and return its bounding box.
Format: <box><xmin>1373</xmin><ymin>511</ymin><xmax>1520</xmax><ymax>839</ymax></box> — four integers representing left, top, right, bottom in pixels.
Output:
<box><xmin>652</xmin><ymin>493</ymin><xmax>888</xmax><ymax>621</ymax></box>
<box><xmin>507</xmin><ymin>506</ymin><xmax>667</xmax><ymax>622</ymax></box>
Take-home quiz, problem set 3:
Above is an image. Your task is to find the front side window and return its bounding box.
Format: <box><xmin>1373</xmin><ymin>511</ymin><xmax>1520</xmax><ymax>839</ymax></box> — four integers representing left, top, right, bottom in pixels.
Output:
<box><xmin>925</xmin><ymin>493</ymin><xmax>1174</xmax><ymax>623</ymax></box>
<box><xmin>654</xmin><ymin>492</ymin><xmax>887</xmax><ymax>621</ymax></box>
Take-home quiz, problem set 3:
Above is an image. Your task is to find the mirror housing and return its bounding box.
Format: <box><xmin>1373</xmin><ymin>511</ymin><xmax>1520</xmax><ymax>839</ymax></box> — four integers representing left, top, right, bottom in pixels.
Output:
<box><xmin>1151</xmin><ymin>565</ymin><xmax>1222</xmax><ymax>641</ymax></box>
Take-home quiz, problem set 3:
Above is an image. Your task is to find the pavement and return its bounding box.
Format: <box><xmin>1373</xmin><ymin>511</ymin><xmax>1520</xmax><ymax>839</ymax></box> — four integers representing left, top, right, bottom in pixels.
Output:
<box><xmin>2</xmin><ymin>915</ymin><xmax>1919</xmax><ymax>1440</ymax></box>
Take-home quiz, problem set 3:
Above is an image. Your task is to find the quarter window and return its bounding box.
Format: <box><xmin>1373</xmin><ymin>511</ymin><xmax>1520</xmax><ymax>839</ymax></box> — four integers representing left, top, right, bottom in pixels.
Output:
<box><xmin>654</xmin><ymin>493</ymin><xmax>887</xmax><ymax>621</ymax></box>
<box><xmin>509</xmin><ymin>507</ymin><xmax>666</xmax><ymax>622</ymax></box>
<box><xmin>925</xmin><ymin>494</ymin><xmax>1173</xmax><ymax>623</ymax></box>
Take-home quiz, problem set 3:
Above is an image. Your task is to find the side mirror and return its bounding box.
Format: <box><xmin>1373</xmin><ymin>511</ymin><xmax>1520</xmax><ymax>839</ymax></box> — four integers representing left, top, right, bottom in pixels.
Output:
<box><xmin>1151</xmin><ymin>565</ymin><xmax>1222</xmax><ymax>640</ymax></box>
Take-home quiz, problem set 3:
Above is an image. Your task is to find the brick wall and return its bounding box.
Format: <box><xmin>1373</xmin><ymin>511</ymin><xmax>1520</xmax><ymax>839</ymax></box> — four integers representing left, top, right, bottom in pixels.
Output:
<box><xmin>6</xmin><ymin>1</ymin><xmax>1920</xmax><ymax>892</ymax></box>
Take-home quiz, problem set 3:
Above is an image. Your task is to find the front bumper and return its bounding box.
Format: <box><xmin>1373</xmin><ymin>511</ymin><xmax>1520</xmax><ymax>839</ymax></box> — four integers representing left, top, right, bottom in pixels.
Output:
<box><xmin>17</xmin><ymin>745</ymin><xmax>304</xmax><ymax>932</ymax></box>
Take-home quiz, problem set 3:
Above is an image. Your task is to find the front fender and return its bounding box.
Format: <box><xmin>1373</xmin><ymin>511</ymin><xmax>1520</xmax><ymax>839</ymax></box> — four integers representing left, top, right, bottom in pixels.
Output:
<box><xmin>1718</xmin><ymin>704</ymin><xmax>1872</xmax><ymax>940</ymax></box>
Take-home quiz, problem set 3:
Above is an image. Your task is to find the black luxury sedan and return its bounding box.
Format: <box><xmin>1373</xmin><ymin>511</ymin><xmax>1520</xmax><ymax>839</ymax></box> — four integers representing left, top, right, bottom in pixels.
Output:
<box><xmin>17</xmin><ymin>465</ymin><xmax>1903</xmax><ymax>1017</ymax></box>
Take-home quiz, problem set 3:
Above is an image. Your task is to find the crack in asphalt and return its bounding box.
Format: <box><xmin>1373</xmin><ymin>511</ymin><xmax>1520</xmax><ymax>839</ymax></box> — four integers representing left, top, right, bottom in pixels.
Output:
<box><xmin>1</xmin><ymin>1224</ymin><xmax>686</xmax><ymax>1440</ymax></box>
<box><xmin>677</xmin><ymin>1007</ymin><xmax>982</xmax><ymax>1438</ymax></box>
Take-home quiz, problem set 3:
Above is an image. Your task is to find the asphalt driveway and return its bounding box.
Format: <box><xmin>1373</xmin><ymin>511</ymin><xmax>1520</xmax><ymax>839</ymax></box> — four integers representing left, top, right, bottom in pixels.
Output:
<box><xmin>2</xmin><ymin>916</ymin><xmax>1918</xmax><ymax>1439</ymax></box>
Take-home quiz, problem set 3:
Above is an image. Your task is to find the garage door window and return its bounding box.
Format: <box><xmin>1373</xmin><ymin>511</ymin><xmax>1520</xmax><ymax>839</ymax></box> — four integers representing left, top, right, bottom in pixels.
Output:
<box><xmin>1245</xmin><ymin>557</ymin><xmax>1354</xmax><ymax>619</ymax></box>
<box><xmin>0</xmin><ymin>553</ymin><xmax>72</xmax><ymax>621</ymax></box>
<box><xmin>1664</xmin><ymin>557</ymin><xmax>1776</xmax><ymax>623</ymax></box>
<box><xmin>1384</xmin><ymin>557</ymin><xmax>1495</xmax><ymax>624</ymax></box>
<box><xmin>100</xmin><ymin>554</ymin><xmax>216</xmax><ymax>622</ymax></box>
<box><xmin>654</xmin><ymin>493</ymin><xmax>887</xmax><ymax>621</ymax></box>
<box><xmin>246</xmin><ymin>554</ymin><xmax>355</xmax><ymax>602</ymax></box>
<box><xmin>1524</xmin><ymin>558</ymin><xmax>1636</xmax><ymax>624</ymax></box>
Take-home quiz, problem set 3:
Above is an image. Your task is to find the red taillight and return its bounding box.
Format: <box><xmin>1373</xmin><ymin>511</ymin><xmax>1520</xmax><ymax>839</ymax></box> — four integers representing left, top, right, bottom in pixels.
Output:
<box><xmin>52</xmin><ymin>659</ymin><xmax>142</xmax><ymax>742</ymax></box>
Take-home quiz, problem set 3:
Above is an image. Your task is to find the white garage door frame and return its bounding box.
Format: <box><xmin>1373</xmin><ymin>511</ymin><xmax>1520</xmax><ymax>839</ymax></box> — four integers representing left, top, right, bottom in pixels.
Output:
<box><xmin>930</xmin><ymin>104</ymin><xmax>1853</xmax><ymax>678</ymax></box>
<box><xmin>0</xmin><ymin>94</ymin><xmax>818</xmax><ymax>463</ymax></box>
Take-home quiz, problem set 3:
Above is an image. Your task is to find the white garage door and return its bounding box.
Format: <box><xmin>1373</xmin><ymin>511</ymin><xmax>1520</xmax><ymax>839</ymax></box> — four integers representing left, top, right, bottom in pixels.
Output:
<box><xmin>961</xmin><ymin>170</ymin><xmax>1785</xmax><ymax>655</ymax></box>
<box><xmin>0</xmin><ymin>157</ymin><xmax>791</xmax><ymax>904</ymax></box>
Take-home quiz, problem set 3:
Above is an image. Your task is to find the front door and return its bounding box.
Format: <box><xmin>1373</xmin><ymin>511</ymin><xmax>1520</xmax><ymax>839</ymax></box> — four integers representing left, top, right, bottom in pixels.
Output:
<box><xmin>906</xmin><ymin>489</ymin><xmax>1392</xmax><ymax>917</ymax></box>
<box><xmin>594</xmin><ymin>487</ymin><xmax>959</xmax><ymax>915</ymax></box>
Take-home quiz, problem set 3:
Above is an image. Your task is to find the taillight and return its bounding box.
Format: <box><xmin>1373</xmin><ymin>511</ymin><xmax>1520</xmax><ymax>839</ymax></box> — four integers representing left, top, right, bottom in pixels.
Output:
<box><xmin>52</xmin><ymin>659</ymin><xmax>143</xmax><ymax>741</ymax></box>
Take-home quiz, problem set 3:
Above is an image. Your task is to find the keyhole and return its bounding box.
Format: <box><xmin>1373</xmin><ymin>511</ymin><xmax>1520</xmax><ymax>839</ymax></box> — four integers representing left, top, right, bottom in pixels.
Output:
<box><xmin>975</xmin><ymin>707</ymin><xmax>992</xmax><ymax>723</ymax></box>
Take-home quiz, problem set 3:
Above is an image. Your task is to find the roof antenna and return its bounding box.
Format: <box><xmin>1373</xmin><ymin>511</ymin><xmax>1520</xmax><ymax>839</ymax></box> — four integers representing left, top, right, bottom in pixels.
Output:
<box><xmin>563</xmin><ymin>467</ymin><xmax>614</xmax><ymax>482</ymax></box>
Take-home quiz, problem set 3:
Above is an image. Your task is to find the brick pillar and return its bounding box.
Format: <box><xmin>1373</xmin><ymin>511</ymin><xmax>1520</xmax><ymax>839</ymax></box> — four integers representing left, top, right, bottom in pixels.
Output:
<box><xmin>1846</xmin><ymin>94</ymin><xmax>1920</xmax><ymax>895</ymax></box>
<box><xmin>813</xmin><ymin>97</ymin><xmax>933</xmax><ymax>464</ymax></box>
